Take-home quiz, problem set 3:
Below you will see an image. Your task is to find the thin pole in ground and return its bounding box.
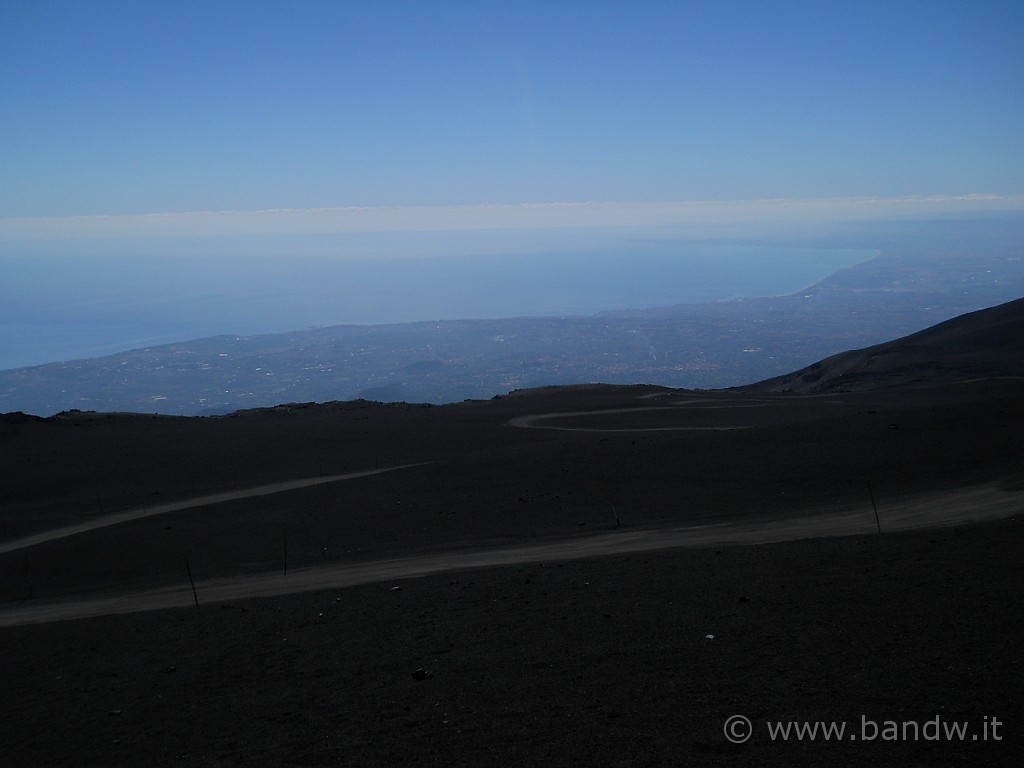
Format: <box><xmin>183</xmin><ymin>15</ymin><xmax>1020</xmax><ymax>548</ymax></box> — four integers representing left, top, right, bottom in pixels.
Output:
<box><xmin>867</xmin><ymin>480</ymin><xmax>882</xmax><ymax>534</ymax></box>
<box><xmin>185</xmin><ymin>555</ymin><xmax>199</xmax><ymax>607</ymax></box>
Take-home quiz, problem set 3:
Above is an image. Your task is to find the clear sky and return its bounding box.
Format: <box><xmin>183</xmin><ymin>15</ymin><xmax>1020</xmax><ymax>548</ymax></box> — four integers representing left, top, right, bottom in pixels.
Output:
<box><xmin>1</xmin><ymin>0</ymin><xmax>1023</xmax><ymax>231</ymax></box>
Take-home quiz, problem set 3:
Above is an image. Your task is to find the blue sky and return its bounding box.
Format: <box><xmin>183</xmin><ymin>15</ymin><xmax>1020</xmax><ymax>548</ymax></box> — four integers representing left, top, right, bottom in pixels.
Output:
<box><xmin>1</xmin><ymin>0</ymin><xmax>1022</xmax><ymax>229</ymax></box>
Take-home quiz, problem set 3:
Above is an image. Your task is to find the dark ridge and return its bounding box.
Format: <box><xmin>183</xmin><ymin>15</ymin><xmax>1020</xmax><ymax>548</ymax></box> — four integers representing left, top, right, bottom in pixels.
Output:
<box><xmin>747</xmin><ymin>296</ymin><xmax>1024</xmax><ymax>392</ymax></box>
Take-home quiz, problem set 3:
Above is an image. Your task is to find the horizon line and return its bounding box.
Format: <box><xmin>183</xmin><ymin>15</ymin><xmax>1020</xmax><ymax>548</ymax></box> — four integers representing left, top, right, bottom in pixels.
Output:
<box><xmin>3</xmin><ymin>194</ymin><xmax>1023</xmax><ymax>241</ymax></box>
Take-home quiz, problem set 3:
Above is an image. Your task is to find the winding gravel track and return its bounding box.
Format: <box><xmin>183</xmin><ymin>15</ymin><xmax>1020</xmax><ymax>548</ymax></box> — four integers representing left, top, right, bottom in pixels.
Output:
<box><xmin>1</xmin><ymin>481</ymin><xmax>1019</xmax><ymax>627</ymax></box>
<box><xmin>508</xmin><ymin>406</ymin><xmax>755</xmax><ymax>432</ymax></box>
<box><xmin>0</xmin><ymin>463</ymin><xmax>430</xmax><ymax>557</ymax></box>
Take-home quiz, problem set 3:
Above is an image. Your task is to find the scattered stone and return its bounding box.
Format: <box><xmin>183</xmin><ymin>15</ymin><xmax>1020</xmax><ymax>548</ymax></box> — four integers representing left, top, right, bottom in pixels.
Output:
<box><xmin>390</xmin><ymin>586</ymin><xmax>402</xmax><ymax>592</ymax></box>
<box><xmin>705</xmin><ymin>634</ymin><xmax>715</xmax><ymax>641</ymax></box>
<box><xmin>412</xmin><ymin>668</ymin><xmax>433</xmax><ymax>680</ymax></box>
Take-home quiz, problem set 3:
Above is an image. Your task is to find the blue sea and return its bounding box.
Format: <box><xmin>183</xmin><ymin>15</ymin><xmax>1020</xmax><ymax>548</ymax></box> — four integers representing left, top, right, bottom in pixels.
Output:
<box><xmin>0</xmin><ymin>234</ymin><xmax>875</xmax><ymax>370</ymax></box>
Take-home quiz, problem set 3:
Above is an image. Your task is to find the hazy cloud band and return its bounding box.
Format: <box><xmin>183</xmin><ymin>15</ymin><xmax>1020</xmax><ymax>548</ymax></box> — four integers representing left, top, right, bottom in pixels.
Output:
<box><xmin>1</xmin><ymin>195</ymin><xmax>1021</xmax><ymax>241</ymax></box>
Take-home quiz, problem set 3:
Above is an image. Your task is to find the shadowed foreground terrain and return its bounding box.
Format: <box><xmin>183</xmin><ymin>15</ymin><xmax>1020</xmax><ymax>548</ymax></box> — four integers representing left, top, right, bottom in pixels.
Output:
<box><xmin>1</xmin><ymin>299</ymin><xmax>1022</xmax><ymax>765</ymax></box>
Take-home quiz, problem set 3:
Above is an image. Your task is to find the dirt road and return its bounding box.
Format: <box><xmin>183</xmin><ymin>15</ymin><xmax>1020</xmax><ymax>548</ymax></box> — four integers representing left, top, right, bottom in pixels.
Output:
<box><xmin>0</xmin><ymin>463</ymin><xmax>430</xmax><ymax>556</ymax></box>
<box><xmin>1</xmin><ymin>481</ymin><xmax>1018</xmax><ymax>627</ymax></box>
<box><xmin>508</xmin><ymin>406</ymin><xmax>754</xmax><ymax>431</ymax></box>
<box><xmin>506</xmin><ymin>393</ymin><xmax>831</xmax><ymax>431</ymax></box>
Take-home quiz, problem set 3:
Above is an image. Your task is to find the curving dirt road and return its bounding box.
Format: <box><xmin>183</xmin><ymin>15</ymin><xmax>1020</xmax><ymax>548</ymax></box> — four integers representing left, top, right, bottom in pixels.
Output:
<box><xmin>506</xmin><ymin>393</ymin><xmax>828</xmax><ymax>432</ymax></box>
<box><xmin>508</xmin><ymin>406</ymin><xmax>755</xmax><ymax>432</ymax></box>
<box><xmin>0</xmin><ymin>463</ymin><xmax>430</xmax><ymax>557</ymax></box>
<box><xmin>1</xmin><ymin>481</ymin><xmax>1019</xmax><ymax>627</ymax></box>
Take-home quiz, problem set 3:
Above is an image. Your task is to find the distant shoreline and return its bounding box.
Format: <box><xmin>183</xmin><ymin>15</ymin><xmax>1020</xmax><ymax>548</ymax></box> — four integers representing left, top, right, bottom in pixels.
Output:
<box><xmin>0</xmin><ymin>243</ymin><xmax>873</xmax><ymax>371</ymax></box>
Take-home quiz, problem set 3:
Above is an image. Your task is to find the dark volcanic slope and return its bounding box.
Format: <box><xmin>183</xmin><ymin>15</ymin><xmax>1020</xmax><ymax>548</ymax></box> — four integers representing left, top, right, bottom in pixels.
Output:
<box><xmin>749</xmin><ymin>296</ymin><xmax>1024</xmax><ymax>393</ymax></box>
<box><xmin>1</xmin><ymin>294</ymin><xmax>1023</xmax><ymax>766</ymax></box>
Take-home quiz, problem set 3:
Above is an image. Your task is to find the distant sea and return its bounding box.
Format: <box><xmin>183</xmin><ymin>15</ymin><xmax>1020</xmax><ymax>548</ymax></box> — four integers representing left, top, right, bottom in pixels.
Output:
<box><xmin>0</xmin><ymin>241</ymin><xmax>874</xmax><ymax>370</ymax></box>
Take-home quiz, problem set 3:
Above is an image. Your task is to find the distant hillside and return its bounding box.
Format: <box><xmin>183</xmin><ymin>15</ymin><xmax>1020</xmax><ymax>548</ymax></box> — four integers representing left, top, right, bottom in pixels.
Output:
<box><xmin>2</xmin><ymin>243</ymin><xmax>1022</xmax><ymax>416</ymax></box>
<box><xmin>749</xmin><ymin>296</ymin><xmax>1024</xmax><ymax>392</ymax></box>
